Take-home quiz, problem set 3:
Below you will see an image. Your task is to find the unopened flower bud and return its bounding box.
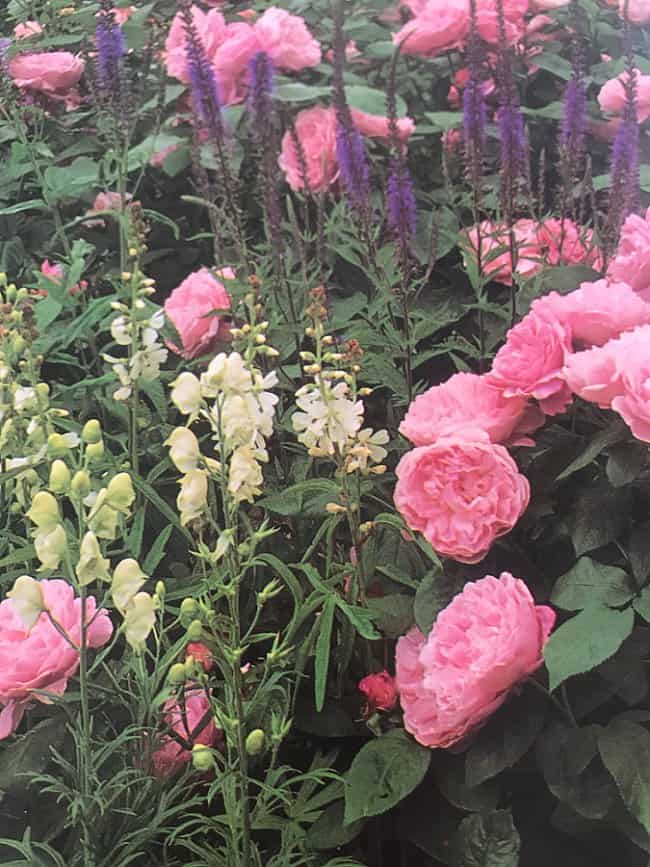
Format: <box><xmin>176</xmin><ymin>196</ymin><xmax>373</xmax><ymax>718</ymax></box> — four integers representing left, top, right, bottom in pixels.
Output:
<box><xmin>71</xmin><ymin>469</ymin><xmax>91</xmax><ymax>498</ymax></box>
<box><xmin>168</xmin><ymin>663</ymin><xmax>187</xmax><ymax>684</ymax></box>
<box><xmin>47</xmin><ymin>433</ymin><xmax>70</xmax><ymax>457</ymax></box>
<box><xmin>82</xmin><ymin>419</ymin><xmax>102</xmax><ymax>444</ymax></box>
<box><xmin>180</xmin><ymin>597</ymin><xmax>198</xmax><ymax>622</ymax></box>
<box><xmin>192</xmin><ymin>744</ymin><xmax>215</xmax><ymax>772</ymax></box>
<box><xmin>49</xmin><ymin>459</ymin><xmax>71</xmax><ymax>493</ymax></box>
<box><xmin>155</xmin><ymin>580</ymin><xmax>166</xmax><ymax>598</ymax></box>
<box><xmin>187</xmin><ymin>619</ymin><xmax>203</xmax><ymax>641</ymax></box>
<box><xmin>325</xmin><ymin>502</ymin><xmax>346</xmax><ymax>514</ymax></box>
<box><xmin>245</xmin><ymin>729</ymin><xmax>266</xmax><ymax>756</ymax></box>
<box><xmin>35</xmin><ymin>382</ymin><xmax>50</xmax><ymax>401</ymax></box>
<box><xmin>106</xmin><ymin>472</ymin><xmax>135</xmax><ymax>513</ymax></box>
<box><xmin>27</xmin><ymin>491</ymin><xmax>60</xmax><ymax>528</ymax></box>
<box><xmin>85</xmin><ymin>439</ymin><xmax>105</xmax><ymax>461</ymax></box>
<box><xmin>12</xmin><ymin>334</ymin><xmax>26</xmax><ymax>355</ymax></box>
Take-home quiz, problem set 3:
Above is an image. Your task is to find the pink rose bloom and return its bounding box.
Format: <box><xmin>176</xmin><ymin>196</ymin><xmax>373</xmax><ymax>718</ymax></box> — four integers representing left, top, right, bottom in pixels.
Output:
<box><xmin>464</xmin><ymin>219</ymin><xmax>542</xmax><ymax>286</ymax></box>
<box><xmin>151</xmin><ymin>687</ymin><xmax>221</xmax><ymax>776</ymax></box>
<box><xmin>530</xmin><ymin>0</ymin><xmax>569</xmax><ymax>8</ymax></box>
<box><xmin>487</xmin><ymin>306</ymin><xmax>573</xmax><ymax>414</ymax></box>
<box><xmin>394</xmin><ymin>429</ymin><xmax>530</xmax><ymax>563</ymax></box>
<box><xmin>254</xmin><ymin>7</ymin><xmax>321</xmax><ymax>71</ymax></box>
<box><xmin>0</xmin><ymin>580</ymin><xmax>113</xmax><ymax>738</ymax></box>
<box><xmin>608</xmin><ymin>207</ymin><xmax>650</xmax><ymax>298</ymax></box>
<box><xmin>149</xmin><ymin>142</ymin><xmax>181</xmax><ymax>168</ymax></box>
<box><xmin>476</xmin><ymin>0</ymin><xmax>529</xmax><ymax>44</ymax></box>
<box><xmin>358</xmin><ymin>671</ymin><xmax>398</xmax><ymax>714</ymax></box>
<box><xmin>238</xmin><ymin>9</ymin><xmax>257</xmax><ymax>20</ymax></box>
<box><xmin>563</xmin><ymin>343</ymin><xmax>624</xmax><ymax>408</ymax></box>
<box><xmin>619</xmin><ymin>0</ymin><xmax>650</xmax><ymax>23</ymax></box>
<box><xmin>598</xmin><ymin>70</ymin><xmax>650</xmax><ymax>124</ymax></box>
<box><xmin>112</xmin><ymin>6</ymin><xmax>136</xmax><ymax>25</ymax></box>
<box><xmin>351</xmin><ymin>109</ymin><xmax>415</xmax><ymax>145</ymax></box>
<box><xmin>609</xmin><ymin>325</ymin><xmax>650</xmax><ymax>442</ymax></box>
<box><xmin>442</xmin><ymin>128</ymin><xmax>462</xmax><ymax>152</ymax></box>
<box><xmin>9</xmin><ymin>51</ymin><xmax>84</xmax><ymax>97</ymax></box>
<box><xmin>535</xmin><ymin>280</ymin><xmax>650</xmax><ymax>348</ymax></box>
<box><xmin>279</xmin><ymin>106</ymin><xmax>339</xmax><ymax>192</ymax></box>
<box><xmin>213</xmin><ymin>22</ymin><xmax>261</xmax><ymax>105</ymax></box>
<box><xmin>187</xmin><ymin>641</ymin><xmax>213</xmax><ymax>673</ymax></box>
<box><xmin>14</xmin><ymin>21</ymin><xmax>43</xmax><ymax>39</ymax></box>
<box><xmin>38</xmin><ymin>260</ymin><xmax>86</xmax><ymax>297</ymax></box>
<box><xmin>395</xmin><ymin>573</ymin><xmax>555</xmax><ymax>748</ymax></box>
<box><xmin>535</xmin><ymin>218</ymin><xmax>602</xmax><ymax>271</ymax></box>
<box><xmin>400</xmin><ymin>372</ymin><xmax>541</xmax><ymax>448</ymax></box>
<box><xmin>164</xmin><ymin>267</ymin><xmax>232</xmax><ymax>359</ymax></box>
<box><xmin>393</xmin><ymin>0</ymin><xmax>471</xmax><ymax>57</ymax></box>
<box><xmin>165</xmin><ymin>7</ymin><xmax>228</xmax><ymax>84</ymax></box>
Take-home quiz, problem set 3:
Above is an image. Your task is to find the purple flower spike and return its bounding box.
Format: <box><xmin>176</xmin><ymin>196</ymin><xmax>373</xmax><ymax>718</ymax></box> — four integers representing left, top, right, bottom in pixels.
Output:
<box><xmin>388</xmin><ymin>157</ymin><xmax>417</xmax><ymax>245</ymax></box>
<box><xmin>96</xmin><ymin>0</ymin><xmax>125</xmax><ymax>100</ymax></box>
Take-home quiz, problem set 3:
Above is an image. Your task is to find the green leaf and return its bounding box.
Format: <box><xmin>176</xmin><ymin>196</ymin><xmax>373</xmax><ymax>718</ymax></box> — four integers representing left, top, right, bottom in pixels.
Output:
<box><xmin>344</xmin><ymin>730</ymin><xmax>430</xmax><ymax>824</ymax></box>
<box><xmin>414</xmin><ymin>570</ymin><xmax>462</xmax><ymax>635</ymax></box>
<box><xmin>0</xmin><ymin>717</ymin><xmax>66</xmax><ymax>796</ymax></box>
<box><xmin>132</xmin><ymin>476</ymin><xmax>192</xmax><ymax>542</ymax></box>
<box><xmin>544</xmin><ymin>605</ymin><xmax>635</xmax><ymax>691</ymax></box>
<box><xmin>143</xmin><ymin>525</ymin><xmax>173</xmax><ymax>574</ymax></box>
<box><xmin>336</xmin><ymin>599</ymin><xmax>380</xmax><ymax>640</ymax></box>
<box><xmin>433</xmin><ymin>753</ymin><xmax>500</xmax><ymax>812</ymax></box>
<box><xmin>42</xmin><ymin>157</ymin><xmax>99</xmax><ymax>201</ymax></box>
<box><xmin>315</xmin><ymin>598</ymin><xmax>336</xmax><ymax>712</ymax></box>
<box><xmin>570</xmin><ymin>488</ymin><xmax>632</xmax><ymax>556</ymax></box>
<box><xmin>555</xmin><ymin>420</ymin><xmax>627</xmax><ymax>481</ymax></box>
<box><xmin>0</xmin><ymin>199</ymin><xmax>46</xmax><ymax>216</ymax></box>
<box><xmin>366</xmin><ymin>594</ymin><xmax>413</xmax><ymax>638</ymax></box>
<box><xmin>259</xmin><ymin>479</ymin><xmax>340</xmax><ymax>517</ymax></box>
<box><xmin>634</xmin><ymin>587</ymin><xmax>650</xmax><ymax>622</ymax></box>
<box><xmin>551</xmin><ymin>557</ymin><xmax>636</xmax><ymax>611</ymax></box>
<box><xmin>599</xmin><ymin>719</ymin><xmax>650</xmax><ymax>834</ymax></box>
<box><xmin>606</xmin><ymin>441</ymin><xmax>648</xmax><ymax>487</ymax></box>
<box><xmin>307</xmin><ymin>801</ymin><xmax>366</xmax><ymax>851</ymax></box>
<box><xmin>533</xmin><ymin>53</ymin><xmax>574</xmax><ymax>80</ymax></box>
<box><xmin>629</xmin><ymin>522</ymin><xmax>650</xmax><ymax>586</ymax></box>
<box><xmin>451</xmin><ymin>810</ymin><xmax>521</xmax><ymax>867</ymax></box>
<box><xmin>424</xmin><ymin>111</ymin><xmax>463</xmax><ymax>131</ymax></box>
<box><xmin>35</xmin><ymin>297</ymin><xmax>63</xmax><ymax>332</ymax></box>
<box><xmin>274</xmin><ymin>82</ymin><xmax>330</xmax><ymax>101</ymax></box>
<box><xmin>345</xmin><ymin>85</ymin><xmax>407</xmax><ymax>117</ymax></box>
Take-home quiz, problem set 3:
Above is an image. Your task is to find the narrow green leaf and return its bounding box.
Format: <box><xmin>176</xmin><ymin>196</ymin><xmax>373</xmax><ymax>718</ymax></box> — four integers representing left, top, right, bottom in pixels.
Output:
<box><xmin>143</xmin><ymin>525</ymin><xmax>173</xmax><ymax>574</ymax></box>
<box><xmin>315</xmin><ymin>598</ymin><xmax>336</xmax><ymax>712</ymax></box>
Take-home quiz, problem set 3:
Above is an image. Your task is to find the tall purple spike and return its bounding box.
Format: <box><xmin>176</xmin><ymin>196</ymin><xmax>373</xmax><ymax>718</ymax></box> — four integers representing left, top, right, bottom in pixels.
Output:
<box><xmin>96</xmin><ymin>0</ymin><xmax>125</xmax><ymax>101</ymax></box>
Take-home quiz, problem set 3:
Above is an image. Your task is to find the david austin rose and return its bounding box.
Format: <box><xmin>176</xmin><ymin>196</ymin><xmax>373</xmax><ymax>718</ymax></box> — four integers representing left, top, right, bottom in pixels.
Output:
<box><xmin>9</xmin><ymin>51</ymin><xmax>85</xmax><ymax>96</ymax></box>
<box><xmin>394</xmin><ymin>429</ymin><xmax>530</xmax><ymax>563</ymax></box>
<box><xmin>0</xmin><ymin>579</ymin><xmax>113</xmax><ymax>738</ymax></box>
<box><xmin>151</xmin><ymin>687</ymin><xmax>221</xmax><ymax>776</ymax></box>
<box><xmin>608</xmin><ymin>208</ymin><xmax>650</xmax><ymax>298</ymax></box>
<box><xmin>393</xmin><ymin>0</ymin><xmax>470</xmax><ymax>58</ymax></box>
<box><xmin>358</xmin><ymin>671</ymin><xmax>398</xmax><ymax>714</ymax></box>
<box><xmin>254</xmin><ymin>7</ymin><xmax>321</xmax><ymax>70</ymax></box>
<box><xmin>164</xmin><ymin>268</ymin><xmax>232</xmax><ymax>359</ymax></box>
<box><xmin>279</xmin><ymin>106</ymin><xmax>339</xmax><ymax>192</ymax></box>
<box><xmin>395</xmin><ymin>573</ymin><xmax>555</xmax><ymax>748</ymax></box>
<box><xmin>487</xmin><ymin>305</ymin><xmax>573</xmax><ymax>415</ymax></box>
<box><xmin>608</xmin><ymin>325</ymin><xmax>650</xmax><ymax>442</ymax></box>
<box><xmin>598</xmin><ymin>70</ymin><xmax>650</xmax><ymax>124</ymax></box>
<box><xmin>400</xmin><ymin>372</ymin><xmax>542</xmax><ymax>448</ymax></box>
<box><xmin>620</xmin><ymin>0</ymin><xmax>650</xmax><ymax>22</ymax></box>
<box><xmin>563</xmin><ymin>343</ymin><xmax>623</xmax><ymax>408</ymax></box>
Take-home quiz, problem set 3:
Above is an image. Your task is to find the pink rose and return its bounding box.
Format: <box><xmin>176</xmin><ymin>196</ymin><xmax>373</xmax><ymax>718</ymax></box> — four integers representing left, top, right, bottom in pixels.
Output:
<box><xmin>164</xmin><ymin>267</ymin><xmax>232</xmax><ymax>359</ymax></box>
<box><xmin>530</xmin><ymin>0</ymin><xmax>569</xmax><ymax>8</ymax></box>
<box><xmin>0</xmin><ymin>580</ymin><xmax>113</xmax><ymax>738</ymax></box>
<box><xmin>359</xmin><ymin>671</ymin><xmax>398</xmax><ymax>714</ymax></box>
<box><xmin>350</xmin><ymin>109</ymin><xmax>415</xmax><ymax>145</ymax></box>
<box><xmin>278</xmin><ymin>105</ymin><xmax>339</xmax><ymax>192</ymax></box>
<box><xmin>598</xmin><ymin>70</ymin><xmax>650</xmax><ymax>124</ymax></box>
<box><xmin>187</xmin><ymin>642</ymin><xmax>213</xmax><ymax>673</ymax></box>
<box><xmin>254</xmin><ymin>7</ymin><xmax>321</xmax><ymax>71</ymax></box>
<box><xmin>394</xmin><ymin>429</ymin><xmax>530</xmax><ymax>563</ymax></box>
<box><xmin>535</xmin><ymin>218</ymin><xmax>602</xmax><ymax>270</ymax></box>
<box><xmin>165</xmin><ymin>7</ymin><xmax>228</xmax><ymax>85</ymax></box>
<box><xmin>14</xmin><ymin>21</ymin><xmax>43</xmax><ymax>39</ymax></box>
<box><xmin>535</xmin><ymin>280</ymin><xmax>650</xmax><ymax>348</ymax></box>
<box><xmin>609</xmin><ymin>325</ymin><xmax>650</xmax><ymax>442</ymax></box>
<box><xmin>400</xmin><ymin>371</ymin><xmax>541</xmax><ymax>448</ymax></box>
<box><xmin>9</xmin><ymin>51</ymin><xmax>84</xmax><ymax>97</ymax></box>
<box><xmin>476</xmin><ymin>0</ymin><xmax>529</xmax><ymax>44</ymax></box>
<box><xmin>151</xmin><ymin>687</ymin><xmax>221</xmax><ymax>776</ymax></box>
<box><xmin>487</xmin><ymin>306</ymin><xmax>573</xmax><ymax>414</ymax></box>
<box><xmin>608</xmin><ymin>207</ymin><xmax>650</xmax><ymax>298</ymax></box>
<box><xmin>38</xmin><ymin>259</ymin><xmax>87</xmax><ymax>297</ymax></box>
<box><xmin>619</xmin><ymin>0</ymin><xmax>650</xmax><ymax>23</ymax></box>
<box><xmin>395</xmin><ymin>573</ymin><xmax>555</xmax><ymax>748</ymax></box>
<box><xmin>213</xmin><ymin>22</ymin><xmax>261</xmax><ymax>105</ymax></box>
<box><xmin>464</xmin><ymin>220</ymin><xmax>542</xmax><ymax>286</ymax></box>
<box><xmin>563</xmin><ymin>343</ymin><xmax>624</xmax><ymax>408</ymax></box>
<box><xmin>393</xmin><ymin>0</ymin><xmax>471</xmax><ymax>57</ymax></box>
<box><xmin>112</xmin><ymin>6</ymin><xmax>136</xmax><ymax>25</ymax></box>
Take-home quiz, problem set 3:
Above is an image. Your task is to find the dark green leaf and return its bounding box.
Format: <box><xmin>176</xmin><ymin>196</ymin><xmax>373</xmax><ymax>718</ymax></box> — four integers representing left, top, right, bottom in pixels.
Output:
<box><xmin>0</xmin><ymin>718</ymin><xmax>66</xmax><ymax>796</ymax></box>
<box><xmin>551</xmin><ymin>557</ymin><xmax>636</xmax><ymax>610</ymax></box>
<box><xmin>259</xmin><ymin>479</ymin><xmax>340</xmax><ymax>517</ymax></box>
<box><xmin>315</xmin><ymin>598</ymin><xmax>336</xmax><ymax>712</ymax></box>
<box><xmin>142</xmin><ymin>525</ymin><xmax>173</xmax><ymax>574</ymax></box>
<box><xmin>634</xmin><ymin>587</ymin><xmax>650</xmax><ymax>622</ymax></box>
<box><xmin>344</xmin><ymin>730</ymin><xmax>430</xmax><ymax>824</ymax></box>
<box><xmin>556</xmin><ymin>421</ymin><xmax>627</xmax><ymax>481</ymax></box>
<box><xmin>629</xmin><ymin>522</ymin><xmax>650</xmax><ymax>586</ymax></box>
<box><xmin>307</xmin><ymin>801</ymin><xmax>366</xmax><ymax>850</ymax></box>
<box><xmin>451</xmin><ymin>810</ymin><xmax>521</xmax><ymax>867</ymax></box>
<box><xmin>570</xmin><ymin>488</ymin><xmax>632</xmax><ymax>556</ymax></box>
<box><xmin>366</xmin><ymin>594</ymin><xmax>413</xmax><ymax>638</ymax></box>
<box><xmin>414</xmin><ymin>570</ymin><xmax>462</xmax><ymax>634</ymax></box>
<box><xmin>433</xmin><ymin>752</ymin><xmax>500</xmax><ymax>812</ymax></box>
<box><xmin>544</xmin><ymin>605</ymin><xmax>635</xmax><ymax>691</ymax></box>
<box><xmin>606</xmin><ymin>441</ymin><xmax>648</xmax><ymax>487</ymax></box>
<box><xmin>599</xmin><ymin>719</ymin><xmax>650</xmax><ymax>834</ymax></box>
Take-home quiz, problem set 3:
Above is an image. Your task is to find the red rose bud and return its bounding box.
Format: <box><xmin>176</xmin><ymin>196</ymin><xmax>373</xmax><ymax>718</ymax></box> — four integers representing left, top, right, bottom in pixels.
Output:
<box><xmin>187</xmin><ymin>641</ymin><xmax>213</xmax><ymax>673</ymax></box>
<box><xmin>358</xmin><ymin>670</ymin><xmax>397</xmax><ymax>714</ymax></box>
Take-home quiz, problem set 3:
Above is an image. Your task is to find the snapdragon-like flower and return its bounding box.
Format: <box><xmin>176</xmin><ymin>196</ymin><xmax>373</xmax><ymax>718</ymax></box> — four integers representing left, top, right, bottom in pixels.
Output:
<box><xmin>293</xmin><ymin>379</ymin><xmax>364</xmax><ymax>456</ymax></box>
<box><xmin>105</xmin><ymin>304</ymin><xmax>167</xmax><ymax>402</ymax></box>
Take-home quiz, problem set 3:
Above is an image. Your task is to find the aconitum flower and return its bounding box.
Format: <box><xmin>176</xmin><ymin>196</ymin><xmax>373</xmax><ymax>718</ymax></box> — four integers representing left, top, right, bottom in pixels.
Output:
<box><xmin>0</xmin><ymin>580</ymin><xmax>113</xmax><ymax>738</ymax></box>
<box><xmin>395</xmin><ymin>573</ymin><xmax>555</xmax><ymax>748</ymax></box>
<box><xmin>394</xmin><ymin>429</ymin><xmax>530</xmax><ymax>563</ymax></box>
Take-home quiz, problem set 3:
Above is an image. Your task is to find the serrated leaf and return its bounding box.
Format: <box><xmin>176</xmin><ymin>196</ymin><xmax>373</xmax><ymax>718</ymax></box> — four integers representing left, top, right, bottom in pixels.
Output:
<box><xmin>366</xmin><ymin>594</ymin><xmax>413</xmax><ymax>638</ymax></box>
<box><xmin>344</xmin><ymin>730</ymin><xmax>430</xmax><ymax>824</ymax></box>
<box><xmin>599</xmin><ymin>720</ymin><xmax>650</xmax><ymax>834</ymax></box>
<box><xmin>551</xmin><ymin>557</ymin><xmax>635</xmax><ymax>610</ymax></box>
<box><xmin>544</xmin><ymin>605</ymin><xmax>634</xmax><ymax>691</ymax></box>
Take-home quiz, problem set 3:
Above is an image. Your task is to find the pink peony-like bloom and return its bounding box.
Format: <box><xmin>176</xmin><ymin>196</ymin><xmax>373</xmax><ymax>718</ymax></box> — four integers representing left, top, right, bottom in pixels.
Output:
<box><xmin>9</xmin><ymin>51</ymin><xmax>84</xmax><ymax>98</ymax></box>
<box><xmin>619</xmin><ymin>0</ymin><xmax>650</xmax><ymax>23</ymax></box>
<box><xmin>112</xmin><ymin>5</ymin><xmax>136</xmax><ymax>24</ymax></box>
<box><xmin>213</xmin><ymin>22</ymin><xmax>261</xmax><ymax>105</ymax></box>
<box><xmin>0</xmin><ymin>580</ymin><xmax>113</xmax><ymax>738</ymax></box>
<box><xmin>530</xmin><ymin>0</ymin><xmax>569</xmax><ymax>8</ymax></box>
<box><xmin>395</xmin><ymin>573</ymin><xmax>555</xmax><ymax>749</ymax></box>
<box><xmin>487</xmin><ymin>306</ymin><xmax>573</xmax><ymax>414</ymax></box>
<box><xmin>350</xmin><ymin>109</ymin><xmax>415</xmax><ymax>145</ymax></box>
<box><xmin>278</xmin><ymin>105</ymin><xmax>339</xmax><ymax>192</ymax></box>
<box><xmin>358</xmin><ymin>671</ymin><xmax>398</xmax><ymax>714</ymax></box>
<box><xmin>563</xmin><ymin>343</ymin><xmax>623</xmax><ymax>408</ymax></box>
<box><xmin>535</xmin><ymin>218</ymin><xmax>602</xmax><ymax>271</ymax></box>
<box><xmin>598</xmin><ymin>69</ymin><xmax>650</xmax><ymax>124</ymax></box>
<box><xmin>393</xmin><ymin>0</ymin><xmax>471</xmax><ymax>57</ymax></box>
<box><xmin>14</xmin><ymin>21</ymin><xmax>43</xmax><ymax>39</ymax></box>
<box><xmin>164</xmin><ymin>267</ymin><xmax>232</xmax><ymax>359</ymax></box>
<box><xmin>151</xmin><ymin>687</ymin><xmax>221</xmax><ymax>776</ymax></box>
<box><xmin>164</xmin><ymin>7</ymin><xmax>228</xmax><ymax>85</ymax></box>
<box><xmin>608</xmin><ymin>325</ymin><xmax>650</xmax><ymax>442</ymax></box>
<box><xmin>464</xmin><ymin>219</ymin><xmax>542</xmax><ymax>286</ymax></box>
<box><xmin>608</xmin><ymin>207</ymin><xmax>650</xmax><ymax>299</ymax></box>
<box><xmin>476</xmin><ymin>0</ymin><xmax>529</xmax><ymax>44</ymax></box>
<box><xmin>254</xmin><ymin>7</ymin><xmax>321</xmax><ymax>71</ymax></box>
<box><xmin>400</xmin><ymin>372</ymin><xmax>542</xmax><ymax>448</ymax></box>
<box><xmin>534</xmin><ymin>280</ymin><xmax>650</xmax><ymax>348</ymax></box>
<box><xmin>394</xmin><ymin>429</ymin><xmax>530</xmax><ymax>563</ymax></box>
